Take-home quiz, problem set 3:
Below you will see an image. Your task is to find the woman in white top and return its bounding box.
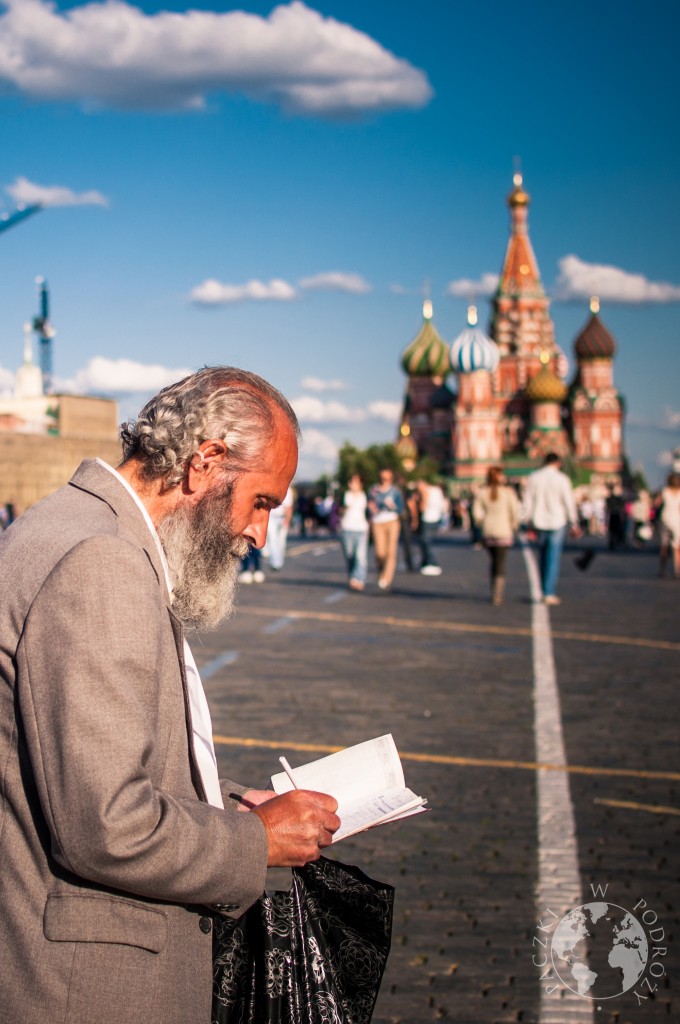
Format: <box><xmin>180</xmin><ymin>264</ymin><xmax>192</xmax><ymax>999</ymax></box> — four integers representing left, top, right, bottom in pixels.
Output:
<box><xmin>340</xmin><ymin>473</ymin><xmax>370</xmax><ymax>591</ymax></box>
<box><xmin>657</xmin><ymin>472</ymin><xmax>680</xmax><ymax>578</ymax></box>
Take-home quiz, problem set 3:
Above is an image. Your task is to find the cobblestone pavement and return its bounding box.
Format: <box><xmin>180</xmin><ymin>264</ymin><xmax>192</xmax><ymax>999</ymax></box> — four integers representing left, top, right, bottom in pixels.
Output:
<box><xmin>190</xmin><ymin>531</ymin><xmax>679</xmax><ymax>1024</ymax></box>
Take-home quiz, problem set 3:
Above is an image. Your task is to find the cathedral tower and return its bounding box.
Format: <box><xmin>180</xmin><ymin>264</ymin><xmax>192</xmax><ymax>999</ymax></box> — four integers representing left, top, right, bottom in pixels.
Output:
<box><xmin>399</xmin><ymin>300</ymin><xmax>454</xmax><ymax>469</ymax></box>
<box><xmin>450</xmin><ymin>306</ymin><xmax>502</xmax><ymax>480</ymax></box>
<box><xmin>569</xmin><ymin>298</ymin><xmax>624</xmax><ymax>476</ymax></box>
<box><xmin>489</xmin><ymin>174</ymin><xmax>558</xmax><ymax>453</ymax></box>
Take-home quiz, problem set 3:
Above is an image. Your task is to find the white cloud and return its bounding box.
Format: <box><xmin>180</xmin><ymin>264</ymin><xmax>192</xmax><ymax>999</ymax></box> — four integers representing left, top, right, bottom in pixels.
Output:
<box><xmin>6</xmin><ymin>175</ymin><xmax>108</xmax><ymax>208</ymax></box>
<box><xmin>554</xmin><ymin>255</ymin><xmax>680</xmax><ymax>303</ymax></box>
<box><xmin>293</xmin><ymin>394</ymin><xmax>400</xmax><ymax>425</ymax></box>
<box><xmin>367</xmin><ymin>400</ymin><xmax>401</xmax><ymax>423</ymax></box>
<box><xmin>190</xmin><ymin>278</ymin><xmax>297</xmax><ymax>305</ymax></box>
<box><xmin>57</xmin><ymin>357</ymin><xmax>192</xmax><ymax>394</ymax></box>
<box><xmin>292</xmin><ymin>395</ymin><xmax>365</xmax><ymax>424</ymax></box>
<box><xmin>446</xmin><ymin>273</ymin><xmax>499</xmax><ymax>298</ymax></box>
<box><xmin>300</xmin><ymin>427</ymin><xmax>339</xmax><ymax>460</ymax></box>
<box><xmin>298</xmin><ymin>271</ymin><xmax>372</xmax><ymax>293</ymax></box>
<box><xmin>0</xmin><ymin>0</ymin><xmax>432</xmax><ymax>117</ymax></box>
<box><xmin>300</xmin><ymin>376</ymin><xmax>346</xmax><ymax>392</ymax></box>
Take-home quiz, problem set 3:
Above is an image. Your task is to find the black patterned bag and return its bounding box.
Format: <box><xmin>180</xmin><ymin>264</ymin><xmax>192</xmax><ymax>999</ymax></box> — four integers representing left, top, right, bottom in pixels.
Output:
<box><xmin>212</xmin><ymin>857</ymin><xmax>394</xmax><ymax>1024</ymax></box>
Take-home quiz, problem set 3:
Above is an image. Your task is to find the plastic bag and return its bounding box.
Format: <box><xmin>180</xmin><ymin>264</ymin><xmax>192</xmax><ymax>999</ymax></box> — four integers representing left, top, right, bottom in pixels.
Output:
<box><xmin>212</xmin><ymin>857</ymin><xmax>394</xmax><ymax>1024</ymax></box>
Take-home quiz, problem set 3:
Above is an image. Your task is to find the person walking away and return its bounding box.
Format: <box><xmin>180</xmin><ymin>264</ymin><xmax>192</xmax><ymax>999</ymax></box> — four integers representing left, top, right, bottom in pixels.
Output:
<box><xmin>398</xmin><ymin>480</ymin><xmax>418</xmax><ymax>572</ymax></box>
<box><xmin>339</xmin><ymin>473</ymin><xmax>369</xmax><ymax>591</ymax></box>
<box><xmin>605</xmin><ymin>483</ymin><xmax>627</xmax><ymax>550</ymax></box>
<box><xmin>416</xmin><ymin>478</ymin><xmax>446</xmax><ymax>576</ymax></box>
<box><xmin>266</xmin><ymin>485</ymin><xmax>294</xmax><ymax>571</ymax></box>
<box><xmin>657</xmin><ymin>472</ymin><xmax>680</xmax><ymax>578</ymax></box>
<box><xmin>368</xmin><ymin>468</ymin><xmax>403</xmax><ymax>590</ymax></box>
<box><xmin>522</xmin><ymin>452</ymin><xmax>580</xmax><ymax>605</ymax></box>
<box><xmin>473</xmin><ymin>466</ymin><xmax>521</xmax><ymax>605</ymax></box>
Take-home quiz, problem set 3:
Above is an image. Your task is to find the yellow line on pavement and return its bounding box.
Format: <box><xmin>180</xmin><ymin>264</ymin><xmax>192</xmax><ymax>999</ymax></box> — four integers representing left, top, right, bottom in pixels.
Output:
<box><xmin>237</xmin><ymin>604</ymin><xmax>680</xmax><ymax>652</ymax></box>
<box><xmin>287</xmin><ymin>542</ymin><xmax>335</xmax><ymax>558</ymax></box>
<box><xmin>212</xmin><ymin>735</ymin><xmax>680</xmax><ymax>782</ymax></box>
<box><xmin>594</xmin><ymin>797</ymin><xmax>680</xmax><ymax>816</ymax></box>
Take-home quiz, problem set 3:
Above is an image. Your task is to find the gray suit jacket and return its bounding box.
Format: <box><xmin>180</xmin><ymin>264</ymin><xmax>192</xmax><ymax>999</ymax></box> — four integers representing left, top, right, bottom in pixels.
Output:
<box><xmin>0</xmin><ymin>460</ymin><xmax>268</xmax><ymax>1024</ymax></box>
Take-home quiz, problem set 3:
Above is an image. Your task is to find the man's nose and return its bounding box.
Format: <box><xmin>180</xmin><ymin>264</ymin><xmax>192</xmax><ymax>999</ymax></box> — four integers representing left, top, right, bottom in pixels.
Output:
<box><xmin>243</xmin><ymin>517</ymin><xmax>268</xmax><ymax>550</ymax></box>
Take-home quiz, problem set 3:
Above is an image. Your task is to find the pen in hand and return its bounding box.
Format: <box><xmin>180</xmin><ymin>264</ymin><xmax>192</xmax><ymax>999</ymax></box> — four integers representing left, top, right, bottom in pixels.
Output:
<box><xmin>279</xmin><ymin>756</ymin><xmax>301</xmax><ymax>790</ymax></box>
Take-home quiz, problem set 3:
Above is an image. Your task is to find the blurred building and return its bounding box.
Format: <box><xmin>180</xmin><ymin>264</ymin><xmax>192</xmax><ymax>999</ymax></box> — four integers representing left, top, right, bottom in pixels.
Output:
<box><xmin>398</xmin><ymin>175</ymin><xmax>625</xmax><ymax>484</ymax></box>
<box><xmin>0</xmin><ymin>326</ymin><xmax>120</xmax><ymax>514</ymax></box>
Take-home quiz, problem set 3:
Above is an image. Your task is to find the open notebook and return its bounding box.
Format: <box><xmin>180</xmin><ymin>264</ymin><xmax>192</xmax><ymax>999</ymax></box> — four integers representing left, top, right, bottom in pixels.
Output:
<box><xmin>271</xmin><ymin>734</ymin><xmax>427</xmax><ymax>842</ymax></box>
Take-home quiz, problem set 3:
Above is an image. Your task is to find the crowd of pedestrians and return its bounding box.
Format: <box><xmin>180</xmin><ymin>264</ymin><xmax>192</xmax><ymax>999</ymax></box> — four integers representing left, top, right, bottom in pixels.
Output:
<box><xmin>236</xmin><ymin>458</ymin><xmax>679</xmax><ymax>597</ymax></box>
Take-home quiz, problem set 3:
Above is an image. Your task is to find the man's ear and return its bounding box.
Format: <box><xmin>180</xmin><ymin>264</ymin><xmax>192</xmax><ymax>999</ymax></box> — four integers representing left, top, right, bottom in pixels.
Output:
<box><xmin>186</xmin><ymin>438</ymin><xmax>228</xmax><ymax>492</ymax></box>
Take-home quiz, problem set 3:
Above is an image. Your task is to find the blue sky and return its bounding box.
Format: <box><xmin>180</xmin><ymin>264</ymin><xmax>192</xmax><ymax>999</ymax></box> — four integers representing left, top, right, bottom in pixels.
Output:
<box><xmin>0</xmin><ymin>0</ymin><xmax>678</xmax><ymax>484</ymax></box>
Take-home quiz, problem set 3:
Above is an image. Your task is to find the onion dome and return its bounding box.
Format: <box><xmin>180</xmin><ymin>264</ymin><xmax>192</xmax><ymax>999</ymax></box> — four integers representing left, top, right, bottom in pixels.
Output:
<box><xmin>574</xmin><ymin>297</ymin><xmax>616</xmax><ymax>359</ymax></box>
<box><xmin>526</xmin><ymin>351</ymin><xmax>567</xmax><ymax>403</ymax></box>
<box><xmin>401</xmin><ymin>300</ymin><xmax>450</xmax><ymax>377</ymax></box>
<box><xmin>450</xmin><ymin>305</ymin><xmax>500</xmax><ymax>374</ymax></box>
<box><xmin>396</xmin><ymin>432</ymin><xmax>418</xmax><ymax>463</ymax></box>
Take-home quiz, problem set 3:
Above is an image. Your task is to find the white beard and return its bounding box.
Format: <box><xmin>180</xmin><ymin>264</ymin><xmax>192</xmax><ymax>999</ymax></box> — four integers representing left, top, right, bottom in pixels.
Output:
<box><xmin>157</xmin><ymin>481</ymin><xmax>250</xmax><ymax>631</ymax></box>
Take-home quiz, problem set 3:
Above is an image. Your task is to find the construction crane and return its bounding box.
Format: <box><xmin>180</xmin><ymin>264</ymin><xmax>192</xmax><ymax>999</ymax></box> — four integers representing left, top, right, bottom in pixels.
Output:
<box><xmin>0</xmin><ymin>204</ymin><xmax>42</xmax><ymax>236</ymax></box>
<box><xmin>32</xmin><ymin>277</ymin><xmax>55</xmax><ymax>394</ymax></box>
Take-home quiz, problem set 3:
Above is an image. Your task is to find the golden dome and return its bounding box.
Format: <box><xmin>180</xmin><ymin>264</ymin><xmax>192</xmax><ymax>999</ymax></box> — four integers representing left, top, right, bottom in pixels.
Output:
<box><xmin>525</xmin><ymin>363</ymin><xmax>567</xmax><ymax>403</ymax></box>
<box><xmin>507</xmin><ymin>171</ymin><xmax>530</xmax><ymax>208</ymax></box>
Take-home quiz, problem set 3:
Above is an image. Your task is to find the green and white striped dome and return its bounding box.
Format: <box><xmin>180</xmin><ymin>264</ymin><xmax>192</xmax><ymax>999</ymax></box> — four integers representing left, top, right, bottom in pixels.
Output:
<box><xmin>401</xmin><ymin>301</ymin><xmax>450</xmax><ymax>377</ymax></box>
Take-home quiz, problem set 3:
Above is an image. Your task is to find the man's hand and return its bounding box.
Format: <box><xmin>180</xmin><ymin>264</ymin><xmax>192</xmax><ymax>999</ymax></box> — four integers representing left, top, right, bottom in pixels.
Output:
<box><xmin>252</xmin><ymin>790</ymin><xmax>340</xmax><ymax>867</ymax></box>
<box><xmin>237</xmin><ymin>788</ymin><xmax>276</xmax><ymax>811</ymax></box>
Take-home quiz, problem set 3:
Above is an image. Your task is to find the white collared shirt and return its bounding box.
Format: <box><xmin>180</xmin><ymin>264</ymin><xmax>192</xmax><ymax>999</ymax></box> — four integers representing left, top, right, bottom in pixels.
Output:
<box><xmin>522</xmin><ymin>464</ymin><xmax>578</xmax><ymax>532</ymax></box>
<box><xmin>96</xmin><ymin>459</ymin><xmax>224</xmax><ymax>809</ymax></box>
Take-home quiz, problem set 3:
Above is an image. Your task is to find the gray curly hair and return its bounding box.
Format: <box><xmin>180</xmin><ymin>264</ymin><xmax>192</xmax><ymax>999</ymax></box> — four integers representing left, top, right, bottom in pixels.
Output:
<box><xmin>120</xmin><ymin>366</ymin><xmax>299</xmax><ymax>487</ymax></box>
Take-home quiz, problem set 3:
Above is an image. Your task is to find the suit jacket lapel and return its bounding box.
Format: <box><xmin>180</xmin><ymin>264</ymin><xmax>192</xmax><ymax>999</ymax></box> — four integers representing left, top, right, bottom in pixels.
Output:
<box><xmin>68</xmin><ymin>459</ymin><xmax>208</xmax><ymax>802</ymax></box>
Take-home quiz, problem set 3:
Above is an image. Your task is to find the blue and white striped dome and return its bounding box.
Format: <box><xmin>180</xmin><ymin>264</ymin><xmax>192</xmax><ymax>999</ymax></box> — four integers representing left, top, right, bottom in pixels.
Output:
<box><xmin>450</xmin><ymin>306</ymin><xmax>500</xmax><ymax>374</ymax></box>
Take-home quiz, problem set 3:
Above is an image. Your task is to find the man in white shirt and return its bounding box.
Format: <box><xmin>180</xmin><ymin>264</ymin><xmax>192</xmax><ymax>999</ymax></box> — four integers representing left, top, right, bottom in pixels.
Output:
<box><xmin>265</xmin><ymin>484</ymin><xmax>294</xmax><ymax>570</ymax></box>
<box><xmin>522</xmin><ymin>452</ymin><xmax>580</xmax><ymax>605</ymax></box>
<box><xmin>0</xmin><ymin>367</ymin><xmax>339</xmax><ymax>1024</ymax></box>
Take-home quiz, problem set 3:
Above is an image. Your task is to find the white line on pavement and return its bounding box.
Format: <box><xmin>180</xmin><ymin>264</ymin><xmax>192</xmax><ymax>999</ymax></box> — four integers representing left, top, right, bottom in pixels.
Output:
<box><xmin>262</xmin><ymin>616</ymin><xmax>294</xmax><ymax>635</ymax></box>
<box><xmin>199</xmin><ymin>650</ymin><xmax>240</xmax><ymax>680</ymax></box>
<box><xmin>323</xmin><ymin>590</ymin><xmax>347</xmax><ymax>605</ymax></box>
<box><xmin>522</xmin><ymin>543</ymin><xmax>593</xmax><ymax>1024</ymax></box>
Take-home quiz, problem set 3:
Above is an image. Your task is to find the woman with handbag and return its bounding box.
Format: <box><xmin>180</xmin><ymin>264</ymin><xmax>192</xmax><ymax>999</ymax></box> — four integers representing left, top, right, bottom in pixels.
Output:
<box><xmin>472</xmin><ymin>466</ymin><xmax>521</xmax><ymax>605</ymax></box>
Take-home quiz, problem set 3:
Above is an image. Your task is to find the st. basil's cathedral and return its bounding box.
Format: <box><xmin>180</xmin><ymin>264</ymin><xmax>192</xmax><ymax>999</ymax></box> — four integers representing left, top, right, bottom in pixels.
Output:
<box><xmin>397</xmin><ymin>175</ymin><xmax>625</xmax><ymax>485</ymax></box>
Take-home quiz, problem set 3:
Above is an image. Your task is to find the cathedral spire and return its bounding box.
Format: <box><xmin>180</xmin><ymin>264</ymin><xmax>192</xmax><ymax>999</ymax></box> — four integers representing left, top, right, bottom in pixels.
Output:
<box><xmin>496</xmin><ymin>171</ymin><xmax>544</xmax><ymax>298</ymax></box>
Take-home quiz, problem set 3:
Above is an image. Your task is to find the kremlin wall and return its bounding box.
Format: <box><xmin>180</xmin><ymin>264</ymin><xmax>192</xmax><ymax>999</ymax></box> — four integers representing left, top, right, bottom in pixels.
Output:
<box><xmin>0</xmin><ymin>328</ymin><xmax>120</xmax><ymax>514</ymax></box>
<box><xmin>397</xmin><ymin>175</ymin><xmax>625</xmax><ymax>487</ymax></box>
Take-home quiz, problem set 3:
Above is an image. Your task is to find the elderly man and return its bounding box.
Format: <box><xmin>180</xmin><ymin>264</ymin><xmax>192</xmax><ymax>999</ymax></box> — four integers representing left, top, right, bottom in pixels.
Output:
<box><xmin>0</xmin><ymin>367</ymin><xmax>339</xmax><ymax>1024</ymax></box>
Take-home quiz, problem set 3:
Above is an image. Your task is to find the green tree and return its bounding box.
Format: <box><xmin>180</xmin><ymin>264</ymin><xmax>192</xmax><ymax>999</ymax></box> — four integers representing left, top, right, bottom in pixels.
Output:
<box><xmin>334</xmin><ymin>442</ymin><xmax>442</xmax><ymax>491</ymax></box>
<box><xmin>335</xmin><ymin>442</ymin><xmax>402</xmax><ymax>490</ymax></box>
